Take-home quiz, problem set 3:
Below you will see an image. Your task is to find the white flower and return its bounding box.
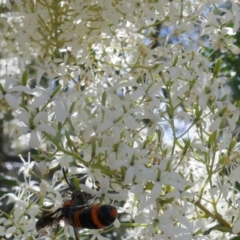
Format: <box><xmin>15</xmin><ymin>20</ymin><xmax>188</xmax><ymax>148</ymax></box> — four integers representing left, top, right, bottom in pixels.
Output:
<box><xmin>1</xmin><ymin>1</ymin><xmax>240</xmax><ymax>239</ymax></box>
<box><xmin>232</xmin><ymin>218</ymin><xmax>240</xmax><ymax>234</ymax></box>
<box><xmin>209</xmin><ymin>101</ymin><xmax>239</xmax><ymax>132</ymax></box>
<box><xmin>89</xmin><ymin>230</ymin><xmax>112</xmax><ymax>240</ymax></box>
<box><xmin>221</xmin><ymin>3</ymin><xmax>240</xmax><ymax>33</ymax></box>
<box><xmin>0</xmin><ymin>75</ymin><xmax>31</xmax><ymax>109</ymax></box>
<box><xmin>70</xmin><ymin>166</ymin><xmax>103</xmax><ymax>187</ymax></box>
<box><xmin>31</xmin><ymin>85</ymin><xmax>70</xmax><ymax>122</ymax></box>
<box><xmin>18</xmin><ymin>153</ymin><xmax>34</xmax><ymax>178</ymax></box>
<box><xmin>80</xmin><ymin>176</ymin><xmax>128</xmax><ymax>203</ymax></box>
<box><xmin>15</xmin><ymin>108</ymin><xmax>56</xmax><ymax>148</ymax></box>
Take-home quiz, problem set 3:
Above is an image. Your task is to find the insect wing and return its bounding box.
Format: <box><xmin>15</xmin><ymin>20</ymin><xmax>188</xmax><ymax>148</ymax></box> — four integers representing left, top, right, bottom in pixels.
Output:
<box><xmin>36</xmin><ymin>208</ymin><xmax>63</xmax><ymax>236</ymax></box>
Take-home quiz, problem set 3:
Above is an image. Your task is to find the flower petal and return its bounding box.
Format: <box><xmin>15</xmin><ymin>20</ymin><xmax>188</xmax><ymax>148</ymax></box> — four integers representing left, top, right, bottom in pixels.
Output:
<box><xmin>5</xmin><ymin>93</ymin><xmax>19</xmax><ymax>109</ymax></box>
<box><xmin>37</xmin><ymin>123</ymin><xmax>56</xmax><ymax>136</ymax></box>
<box><xmin>96</xmin><ymin>120</ymin><xmax>113</xmax><ymax>134</ymax></box>
<box><xmin>30</xmin><ymin>130</ymin><xmax>40</xmax><ymax>148</ymax></box>
<box><xmin>55</xmin><ymin>100</ymin><xmax>69</xmax><ymax>122</ymax></box>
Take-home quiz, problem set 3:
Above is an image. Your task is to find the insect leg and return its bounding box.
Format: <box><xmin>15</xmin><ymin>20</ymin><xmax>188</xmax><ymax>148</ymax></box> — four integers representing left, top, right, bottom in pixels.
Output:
<box><xmin>73</xmin><ymin>227</ymin><xmax>80</xmax><ymax>240</ymax></box>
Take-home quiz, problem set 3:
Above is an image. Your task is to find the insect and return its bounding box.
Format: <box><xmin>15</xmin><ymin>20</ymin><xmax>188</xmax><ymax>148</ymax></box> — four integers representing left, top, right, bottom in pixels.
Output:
<box><xmin>36</xmin><ymin>168</ymin><xmax>118</xmax><ymax>240</ymax></box>
<box><xmin>61</xmin><ymin>168</ymin><xmax>95</xmax><ymax>207</ymax></box>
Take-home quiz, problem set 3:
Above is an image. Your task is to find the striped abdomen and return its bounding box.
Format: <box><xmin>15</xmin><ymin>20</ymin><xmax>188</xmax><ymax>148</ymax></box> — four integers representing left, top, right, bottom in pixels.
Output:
<box><xmin>71</xmin><ymin>205</ymin><xmax>117</xmax><ymax>229</ymax></box>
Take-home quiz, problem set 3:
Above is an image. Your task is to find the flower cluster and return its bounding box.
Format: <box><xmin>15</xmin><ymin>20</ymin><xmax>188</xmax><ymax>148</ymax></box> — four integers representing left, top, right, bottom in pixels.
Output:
<box><xmin>0</xmin><ymin>0</ymin><xmax>240</xmax><ymax>239</ymax></box>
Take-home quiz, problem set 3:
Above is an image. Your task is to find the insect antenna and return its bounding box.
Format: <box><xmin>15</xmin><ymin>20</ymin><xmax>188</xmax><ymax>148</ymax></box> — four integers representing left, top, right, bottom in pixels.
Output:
<box><xmin>62</xmin><ymin>168</ymin><xmax>74</xmax><ymax>191</ymax></box>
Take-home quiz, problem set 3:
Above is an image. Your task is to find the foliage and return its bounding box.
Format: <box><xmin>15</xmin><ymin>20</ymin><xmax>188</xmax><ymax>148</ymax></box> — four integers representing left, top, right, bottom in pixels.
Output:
<box><xmin>0</xmin><ymin>0</ymin><xmax>240</xmax><ymax>239</ymax></box>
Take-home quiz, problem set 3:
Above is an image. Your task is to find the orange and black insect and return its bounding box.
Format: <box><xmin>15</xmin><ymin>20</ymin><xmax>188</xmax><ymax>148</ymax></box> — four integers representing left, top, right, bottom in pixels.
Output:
<box><xmin>36</xmin><ymin>168</ymin><xmax>118</xmax><ymax>240</ymax></box>
<box><xmin>61</xmin><ymin>168</ymin><xmax>94</xmax><ymax>207</ymax></box>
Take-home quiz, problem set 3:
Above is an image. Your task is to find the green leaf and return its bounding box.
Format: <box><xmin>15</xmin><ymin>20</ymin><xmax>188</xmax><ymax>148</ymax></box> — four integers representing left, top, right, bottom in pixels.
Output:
<box><xmin>235</xmin><ymin>100</ymin><xmax>240</xmax><ymax>108</ymax></box>
<box><xmin>229</xmin><ymin>138</ymin><xmax>237</xmax><ymax>151</ymax></box>
<box><xmin>173</xmin><ymin>56</ymin><xmax>178</xmax><ymax>66</ymax></box>
<box><xmin>143</xmin><ymin>134</ymin><xmax>155</xmax><ymax>149</ymax></box>
<box><xmin>88</xmin><ymin>4</ymin><xmax>102</xmax><ymax>11</ymax></box>
<box><xmin>101</xmin><ymin>90</ymin><xmax>107</xmax><ymax>106</ymax></box>
<box><xmin>235</xmin><ymin>181</ymin><xmax>240</xmax><ymax>191</ymax></box>
<box><xmin>22</xmin><ymin>70</ymin><xmax>28</xmax><ymax>86</ymax></box>
<box><xmin>91</xmin><ymin>138</ymin><xmax>96</xmax><ymax>158</ymax></box>
<box><xmin>136</xmin><ymin>76</ymin><xmax>142</xmax><ymax>84</ymax></box>
<box><xmin>73</xmin><ymin>176</ymin><xmax>80</xmax><ymax>190</ymax></box>
<box><xmin>156</xmin><ymin>129</ymin><xmax>162</xmax><ymax>143</ymax></box>
<box><xmin>0</xmin><ymin>83</ymin><xmax>6</xmax><ymax>95</ymax></box>
<box><xmin>122</xmin><ymin>105</ymin><xmax>127</xmax><ymax>114</ymax></box>
<box><xmin>65</xmin><ymin>131</ymin><xmax>75</xmax><ymax>151</ymax></box>
<box><xmin>29</xmin><ymin>115</ymin><xmax>34</xmax><ymax>129</ymax></box>
<box><xmin>165</xmin><ymin>160</ymin><xmax>171</xmax><ymax>172</ymax></box>
<box><xmin>203</xmin><ymin>222</ymin><xmax>231</xmax><ymax>235</ymax></box>
<box><xmin>182</xmin><ymin>139</ymin><xmax>191</xmax><ymax>155</ymax></box>
<box><xmin>114</xmin><ymin>115</ymin><xmax>123</xmax><ymax>123</ymax></box>
<box><xmin>158</xmin><ymin>197</ymin><xmax>174</xmax><ymax>206</ymax></box>
<box><xmin>208</xmin><ymin>131</ymin><xmax>217</xmax><ymax>149</ymax></box>
<box><xmin>157</xmin><ymin>168</ymin><xmax>161</xmax><ymax>181</ymax></box>
<box><xmin>31</xmin><ymin>155</ymin><xmax>46</xmax><ymax>161</ymax></box>
<box><xmin>144</xmin><ymin>181</ymin><xmax>154</xmax><ymax>191</ymax></box>
<box><xmin>213</xmin><ymin>58</ymin><xmax>222</xmax><ymax>78</ymax></box>
<box><xmin>166</xmin><ymin>105</ymin><xmax>173</xmax><ymax>119</ymax></box>
<box><xmin>51</xmin><ymin>84</ymin><xmax>61</xmax><ymax>98</ymax></box>
<box><xmin>69</xmin><ymin>102</ymin><xmax>76</xmax><ymax>115</ymax></box>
